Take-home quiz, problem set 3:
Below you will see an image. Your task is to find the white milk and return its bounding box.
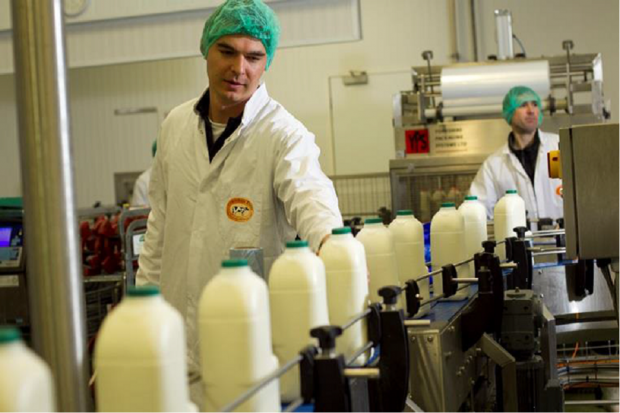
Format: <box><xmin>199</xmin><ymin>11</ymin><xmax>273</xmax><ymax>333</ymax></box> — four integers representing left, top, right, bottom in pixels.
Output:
<box><xmin>356</xmin><ymin>218</ymin><xmax>401</xmax><ymax>305</ymax></box>
<box><xmin>388</xmin><ymin>210</ymin><xmax>431</xmax><ymax>317</ymax></box>
<box><xmin>94</xmin><ymin>286</ymin><xmax>193</xmax><ymax>412</ymax></box>
<box><xmin>459</xmin><ymin>195</ymin><xmax>489</xmax><ymax>277</ymax></box>
<box><xmin>430</xmin><ymin>202</ymin><xmax>470</xmax><ymax>300</ymax></box>
<box><xmin>269</xmin><ymin>240</ymin><xmax>329</xmax><ymax>402</ymax></box>
<box><xmin>199</xmin><ymin>260</ymin><xmax>280</xmax><ymax>412</ymax></box>
<box><xmin>320</xmin><ymin>227</ymin><xmax>369</xmax><ymax>365</ymax></box>
<box><xmin>0</xmin><ymin>328</ymin><xmax>56</xmax><ymax>412</ymax></box>
<box><xmin>494</xmin><ymin>190</ymin><xmax>527</xmax><ymax>260</ymax></box>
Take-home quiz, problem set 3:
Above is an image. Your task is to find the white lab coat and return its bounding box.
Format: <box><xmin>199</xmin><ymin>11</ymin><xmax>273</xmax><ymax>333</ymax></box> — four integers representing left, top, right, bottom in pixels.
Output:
<box><xmin>470</xmin><ymin>130</ymin><xmax>563</xmax><ymax>220</ymax></box>
<box><xmin>130</xmin><ymin>167</ymin><xmax>151</xmax><ymax>207</ymax></box>
<box><xmin>136</xmin><ymin>84</ymin><xmax>342</xmax><ymax>401</ymax></box>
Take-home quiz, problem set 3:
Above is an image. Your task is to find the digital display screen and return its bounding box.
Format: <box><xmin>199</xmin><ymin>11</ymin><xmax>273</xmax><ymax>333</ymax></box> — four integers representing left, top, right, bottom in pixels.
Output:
<box><xmin>0</xmin><ymin>225</ymin><xmax>23</xmax><ymax>248</ymax></box>
<box><xmin>0</xmin><ymin>227</ymin><xmax>11</xmax><ymax>248</ymax></box>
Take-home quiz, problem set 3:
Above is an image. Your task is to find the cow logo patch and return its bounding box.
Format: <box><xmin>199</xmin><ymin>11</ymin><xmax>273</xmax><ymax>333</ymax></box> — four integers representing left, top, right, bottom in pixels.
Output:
<box><xmin>226</xmin><ymin>198</ymin><xmax>254</xmax><ymax>222</ymax></box>
<box><xmin>555</xmin><ymin>185</ymin><xmax>563</xmax><ymax>197</ymax></box>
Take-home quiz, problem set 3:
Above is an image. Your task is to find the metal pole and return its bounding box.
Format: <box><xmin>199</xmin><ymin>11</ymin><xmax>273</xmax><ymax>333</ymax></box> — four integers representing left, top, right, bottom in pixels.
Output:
<box><xmin>10</xmin><ymin>0</ymin><xmax>90</xmax><ymax>411</ymax></box>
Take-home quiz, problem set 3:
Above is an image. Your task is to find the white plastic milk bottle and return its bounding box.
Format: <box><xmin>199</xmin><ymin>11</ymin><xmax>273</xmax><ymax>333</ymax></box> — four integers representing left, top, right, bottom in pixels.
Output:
<box><xmin>388</xmin><ymin>210</ymin><xmax>431</xmax><ymax>317</ymax></box>
<box><xmin>269</xmin><ymin>240</ymin><xmax>329</xmax><ymax>403</ymax></box>
<box><xmin>430</xmin><ymin>202</ymin><xmax>470</xmax><ymax>300</ymax></box>
<box><xmin>0</xmin><ymin>327</ymin><xmax>56</xmax><ymax>412</ymax></box>
<box><xmin>459</xmin><ymin>195</ymin><xmax>488</xmax><ymax>277</ymax></box>
<box><xmin>94</xmin><ymin>286</ymin><xmax>193</xmax><ymax>412</ymax></box>
<box><xmin>494</xmin><ymin>189</ymin><xmax>527</xmax><ymax>260</ymax></box>
<box><xmin>321</xmin><ymin>227</ymin><xmax>369</xmax><ymax>365</ymax></box>
<box><xmin>356</xmin><ymin>218</ymin><xmax>401</xmax><ymax>305</ymax></box>
<box><xmin>199</xmin><ymin>259</ymin><xmax>280</xmax><ymax>412</ymax></box>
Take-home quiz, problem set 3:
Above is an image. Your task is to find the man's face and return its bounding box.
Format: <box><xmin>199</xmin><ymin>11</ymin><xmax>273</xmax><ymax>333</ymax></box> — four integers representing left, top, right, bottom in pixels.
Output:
<box><xmin>511</xmin><ymin>100</ymin><xmax>539</xmax><ymax>134</ymax></box>
<box><xmin>206</xmin><ymin>34</ymin><xmax>267</xmax><ymax>108</ymax></box>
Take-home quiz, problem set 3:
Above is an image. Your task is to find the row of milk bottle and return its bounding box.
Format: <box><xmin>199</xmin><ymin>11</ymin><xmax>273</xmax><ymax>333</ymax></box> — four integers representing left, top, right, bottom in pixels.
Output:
<box><xmin>1</xmin><ymin>193</ymin><xmax>525</xmax><ymax>412</ymax></box>
<box><xmin>90</xmin><ymin>235</ymin><xmax>362</xmax><ymax>412</ymax></box>
<box><xmin>91</xmin><ymin>217</ymin><xmax>433</xmax><ymax>412</ymax></box>
<box><xmin>429</xmin><ymin>191</ymin><xmax>526</xmax><ymax>299</ymax></box>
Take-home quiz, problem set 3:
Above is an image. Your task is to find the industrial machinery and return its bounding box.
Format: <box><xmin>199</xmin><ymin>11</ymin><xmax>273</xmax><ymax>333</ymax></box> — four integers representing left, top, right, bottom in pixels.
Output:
<box><xmin>0</xmin><ymin>200</ymin><xmax>30</xmax><ymax>340</ymax></box>
<box><xmin>390</xmin><ymin>10</ymin><xmax>609</xmax><ymax>220</ymax></box>
<box><xmin>385</xmin><ymin>15</ymin><xmax>617</xmax><ymax>409</ymax></box>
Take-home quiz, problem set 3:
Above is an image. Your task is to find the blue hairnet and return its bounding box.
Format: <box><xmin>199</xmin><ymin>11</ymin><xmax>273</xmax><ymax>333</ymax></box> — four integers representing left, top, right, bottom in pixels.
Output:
<box><xmin>200</xmin><ymin>0</ymin><xmax>281</xmax><ymax>70</ymax></box>
<box><xmin>502</xmin><ymin>86</ymin><xmax>543</xmax><ymax>126</ymax></box>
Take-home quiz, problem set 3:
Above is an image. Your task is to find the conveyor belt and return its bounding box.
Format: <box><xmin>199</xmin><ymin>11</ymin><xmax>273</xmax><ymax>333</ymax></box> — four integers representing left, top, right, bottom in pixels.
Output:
<box><xmin>420</xmin><ymin>285</ymin><xmax>479</xmax><ymax>323</ymax></box>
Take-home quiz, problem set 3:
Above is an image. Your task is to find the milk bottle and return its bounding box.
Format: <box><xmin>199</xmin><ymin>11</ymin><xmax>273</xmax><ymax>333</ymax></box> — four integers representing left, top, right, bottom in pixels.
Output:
<box><xmin>199</xmin><ymin>259</ymin><xmax>280</xmax><ymax>412</ymax></box>
<box><xmin>269</xmin><ymin>240</ymin><xmax>329</xmax><ymax>402</ymax></box>
<box><xmin>321</xmin><ymin>227</ymin><xmax>369</xmax><ymax>365</ymax></box>
<box><xmin>388</xmin><ymin>210</ymin><xmax>431</xmax><ymax>317</ymax></box>
<box><xmin>95</xmin><ymin>286</ymin><xmax>193</xmax><ymax>412</ymax></box>
<box><xmin>494</xmin><ymin>190</ymin><xmax>527</xmax><ymax>260</ymax></box>
<box><xmin>0</xmin><ymin>327</ymin><xmax>56</xmax><ymax>412</ymax></box>
<box><xmin>459</xmin><ymin>195</ymin><xmax>488</xmax><ymax>276</ymax></box>
<box><xmin>430</xmin><ymin>202</ymin><xmax>470</xmax><ymax>300</ymax></box>
<box><xmin>356</xmin><ymin>218</ymin><xmax>401</xmax><ymax>305</ymax></box>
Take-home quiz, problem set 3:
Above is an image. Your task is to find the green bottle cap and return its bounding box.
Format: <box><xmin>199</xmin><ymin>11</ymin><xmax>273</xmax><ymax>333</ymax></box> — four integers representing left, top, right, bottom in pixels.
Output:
<box><xmin>222</xmin><ymin>259</ymin><xmax>249</xmax><ymax>268</ymax></box>
<box><xmin>0</xmin><ymin>327</ymin><xmax>20</xmax><ymax>344</ymax></box>
<box><xmin>127</xmin><ymin>286</ymin><xmax>160</xmax><ymax>297</ymax></box>
<box><xmin>286</xmin><ymin>240</ymin><xmax>309</xmax><ymax>248</ymax></box>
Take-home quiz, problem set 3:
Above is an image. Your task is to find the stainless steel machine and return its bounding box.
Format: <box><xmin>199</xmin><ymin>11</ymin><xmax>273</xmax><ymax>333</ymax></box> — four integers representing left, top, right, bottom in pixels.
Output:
<box><xmin>390</xmin><ymin>10</ymin><xmax>609</xmax><ymax>219</ymax></box>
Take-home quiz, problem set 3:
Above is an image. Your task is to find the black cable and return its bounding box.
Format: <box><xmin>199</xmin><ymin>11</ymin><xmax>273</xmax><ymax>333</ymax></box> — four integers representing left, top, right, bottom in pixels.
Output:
<box><xmin>513</xmin><ymin>34</ymin><xmax>526</xmax><ymax>57</ymax></box>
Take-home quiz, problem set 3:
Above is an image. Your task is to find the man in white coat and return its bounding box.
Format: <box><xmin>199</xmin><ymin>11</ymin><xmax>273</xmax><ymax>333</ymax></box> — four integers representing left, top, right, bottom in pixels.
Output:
<box><xmin>136</xmin><ymin>0</ymin><xmax>343</xmax><ymax>403</ymax></box>
<box><xmin>129</xmin><ymin>140</ymin><xmax>156</xmax><ymax>207</ymax></box>
<box><xmin>470</xmin><ymin>86</ymin><xmax>563</xmax><ymax>221</ymax></box>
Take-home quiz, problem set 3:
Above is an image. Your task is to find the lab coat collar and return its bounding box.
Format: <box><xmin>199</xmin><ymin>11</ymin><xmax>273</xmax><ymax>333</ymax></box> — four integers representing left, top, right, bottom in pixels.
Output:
<box><xmin>240</xmin><ymin>83</ymin><xmax>269</xmax><ymax>127</ymax></box>
<box><xmin>501</xmin><ymin>128</ymin><xmax>541</xmax><ymax>155</ymax></box>
<box><xmin>191</xmin><ymin>83</ymin><xmax>269</xmax><ymax>129</ymax></box>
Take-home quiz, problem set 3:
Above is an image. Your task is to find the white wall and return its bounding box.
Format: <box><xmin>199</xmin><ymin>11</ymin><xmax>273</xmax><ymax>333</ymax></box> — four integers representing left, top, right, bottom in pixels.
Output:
<box><xmin>0</xmin><ymin>0</ymin><xmax>617</xmax><ymax>208</ymax></box>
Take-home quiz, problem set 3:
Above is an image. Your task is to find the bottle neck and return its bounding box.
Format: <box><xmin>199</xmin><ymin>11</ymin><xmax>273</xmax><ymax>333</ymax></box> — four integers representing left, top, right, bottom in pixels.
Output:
<box><xmin>125</xmin><ymin>294</ymin><xmax>162</xmax><ymax>304</ymax></box>
<box><xmin>0</xmin><ymin>341</ymin><xmax>22</xmax><ymax>353</ymax></box>
<box><xmin>330</xmin><ymin>233</ymin><xmax>353</xmax><ymax>240</ymax></box>
<box><xmin>219</xmin><ymin>266</ymin><xmax>252</xmax><ymax>275</ymax></box>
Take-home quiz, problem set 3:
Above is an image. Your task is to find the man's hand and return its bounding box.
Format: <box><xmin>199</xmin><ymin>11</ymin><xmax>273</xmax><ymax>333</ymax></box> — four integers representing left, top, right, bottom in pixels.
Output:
<box><xmin>317</xmin><ymin>234</ymin><xmax>331</xmax><ymax>256</ymax></box>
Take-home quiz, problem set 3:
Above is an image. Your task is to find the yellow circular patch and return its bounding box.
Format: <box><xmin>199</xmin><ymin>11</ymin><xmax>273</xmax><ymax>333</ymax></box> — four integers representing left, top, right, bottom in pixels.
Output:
<box><xmin>226</xmin><ymin>198</ymin><xmax>254</xmax><ymax>222</ymax></box>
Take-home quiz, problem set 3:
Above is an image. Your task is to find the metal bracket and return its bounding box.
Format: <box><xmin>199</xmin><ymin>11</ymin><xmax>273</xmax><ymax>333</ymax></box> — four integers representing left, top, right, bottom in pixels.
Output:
<box><xmin>478</xmin><ymin>333</ymin><xmax>518</xmax><ymax>412</ymax></box>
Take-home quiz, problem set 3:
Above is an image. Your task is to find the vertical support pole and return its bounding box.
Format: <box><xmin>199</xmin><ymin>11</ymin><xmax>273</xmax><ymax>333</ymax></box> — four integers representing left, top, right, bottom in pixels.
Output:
<box><xmin>10</xmin><ymin>0</ymin><xmax>90</xmax><ymax>410</ymax></box>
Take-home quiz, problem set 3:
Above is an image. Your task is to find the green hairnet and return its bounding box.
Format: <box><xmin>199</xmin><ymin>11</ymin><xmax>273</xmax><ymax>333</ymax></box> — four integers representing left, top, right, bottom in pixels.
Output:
<box><xmin>502</xmin><ymin>86</ymin><xmax>543</xmax><ymax>126</ymax></box>
<box><xmin>151</xmin><ymin>139</ymin><xmax>157</xmax><ymax>158</ymax></box>
<box><xmin>200</xmin><ymin>0</ymin><xmax>281</xmax><ymax>70</ymax></box>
